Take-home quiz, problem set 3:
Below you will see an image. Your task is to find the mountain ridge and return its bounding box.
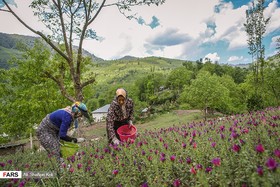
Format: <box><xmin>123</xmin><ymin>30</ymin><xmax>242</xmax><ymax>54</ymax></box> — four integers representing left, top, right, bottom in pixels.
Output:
<box><xmin>0</xmin><ymin>32</ymin><xmax>103</xmax><ymax>68</ymax></box>
<box><xmin>0</xmin><ymin>32</ymin><xmax>255</xmax><ymax>69</ymax></box>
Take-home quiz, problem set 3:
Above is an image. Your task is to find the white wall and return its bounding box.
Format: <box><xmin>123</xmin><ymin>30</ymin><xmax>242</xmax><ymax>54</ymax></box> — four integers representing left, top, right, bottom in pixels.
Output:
<box><xmin>92</xmin><ymin>113</ymin><xmax>107</xmax><ymax>122</ymax></box>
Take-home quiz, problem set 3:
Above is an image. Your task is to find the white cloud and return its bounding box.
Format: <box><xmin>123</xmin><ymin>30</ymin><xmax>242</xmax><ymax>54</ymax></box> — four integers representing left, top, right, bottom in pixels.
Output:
<box><xmin>228</xmin><ymin>55</ymin><xmax>244</xmax><ymax>62</ymax></box>
<box><xmin>207</xmin><ymin>2</ymin><xmax>249</xmax><ymax>49</ymax></box>
<box><xmin>264</xmin><ymin>0</ymin><xmax>280</xmax><ymax>34</ymax></box>
<box><xmin>0</xmin><ymin>0</ymin><xmax>279</xmax><ymax>61</ymax></box>
<box><xmin>203</xmin><ymin>52</ymin><xmax>220</xmax><ymax>63</ymax></box>
<box><xmin>270</xmin><ymin>35</ymin><xmax>280</xmax><ymax>49</ymax></box>
<box><xmin>0</xmin><ymin>0</ymin><xmax>47</xmax><ymax>36</ymax></box>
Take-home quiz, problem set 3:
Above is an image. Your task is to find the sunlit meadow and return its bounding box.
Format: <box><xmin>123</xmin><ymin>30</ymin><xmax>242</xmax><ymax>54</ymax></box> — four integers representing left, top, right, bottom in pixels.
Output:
<box><xmin>1</xmin><ymin>107</ymin><xmax>280</xmax><ymax>187</ymax></box>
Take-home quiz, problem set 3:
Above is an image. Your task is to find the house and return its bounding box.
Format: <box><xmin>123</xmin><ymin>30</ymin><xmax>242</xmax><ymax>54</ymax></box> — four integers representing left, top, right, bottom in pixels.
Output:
<box><xmin>140</xmin><ymin>107</ymin><xmax>150</xmax><ymax>118</ymax></box>
<box><xmin>91</xmin><ymin>104</ymin><xmax>110</xmax><ymax>122</ymax></box>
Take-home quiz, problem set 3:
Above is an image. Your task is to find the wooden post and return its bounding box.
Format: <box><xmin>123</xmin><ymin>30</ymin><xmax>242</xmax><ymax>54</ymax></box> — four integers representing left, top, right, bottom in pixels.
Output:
<box><xmin>30</xmin><ymin>132</ymin><xmax>33</xmax><ymax>152</ymax></box>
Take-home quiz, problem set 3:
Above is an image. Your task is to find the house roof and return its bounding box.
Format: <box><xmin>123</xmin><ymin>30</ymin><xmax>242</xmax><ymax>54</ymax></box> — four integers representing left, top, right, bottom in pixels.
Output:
<box><xmin>141</xmin><ymin>108</ymin><xmax>149</xmax><ymax>113</ymax></box>
<box><xmin>92</xmin><ymin>104</ymin><xmax>110</xmax><ymax>113</ymax></box>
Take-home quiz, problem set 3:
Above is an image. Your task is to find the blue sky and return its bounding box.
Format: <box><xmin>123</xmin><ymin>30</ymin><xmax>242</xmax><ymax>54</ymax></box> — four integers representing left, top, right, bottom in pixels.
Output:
<box><xmin>0</xmin><ymin>0</ymin><xmax>280</xmax><ymax>64</ymax></box>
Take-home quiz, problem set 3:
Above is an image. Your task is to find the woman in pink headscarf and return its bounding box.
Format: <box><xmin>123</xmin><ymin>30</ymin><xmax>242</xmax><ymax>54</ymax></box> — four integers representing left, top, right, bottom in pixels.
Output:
<box><xmin>106</xmin><ymin>88</ymin><xmax>134</xmax><ymax>145</ymax></box>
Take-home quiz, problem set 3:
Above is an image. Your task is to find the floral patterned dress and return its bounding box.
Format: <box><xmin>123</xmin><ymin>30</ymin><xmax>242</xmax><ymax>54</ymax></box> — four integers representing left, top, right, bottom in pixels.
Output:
<box><xmin>106</xmin><ymin>97</ymin><xmax>134</xmax><ymax>142</ymax></box>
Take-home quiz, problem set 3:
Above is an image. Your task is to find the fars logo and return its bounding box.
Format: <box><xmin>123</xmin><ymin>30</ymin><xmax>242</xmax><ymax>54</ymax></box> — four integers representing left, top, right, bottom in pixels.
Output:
<box><xmin>0</xmin><ymin>171</ymin><xmax>22</xmax><ymax>178</ymax></box>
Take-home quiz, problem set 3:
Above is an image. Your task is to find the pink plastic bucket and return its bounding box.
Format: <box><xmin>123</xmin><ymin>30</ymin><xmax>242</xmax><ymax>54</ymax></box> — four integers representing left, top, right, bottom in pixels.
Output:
<box><xmin>117</xmin><ymin>124</ymin><xmax>137</xmax><ymax>142</ymax></box>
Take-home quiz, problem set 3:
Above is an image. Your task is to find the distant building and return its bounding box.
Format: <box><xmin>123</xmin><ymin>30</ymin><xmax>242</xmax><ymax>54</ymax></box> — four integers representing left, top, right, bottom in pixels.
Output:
<box><xmin>91</xmin><ymin>104</ymin><xmax>110</xmax><ymax>122</ymax></box>
<box><xmin>140</xmin><ymin>107</ymin><xmax>150</xmax><ymax>118</ymax></box>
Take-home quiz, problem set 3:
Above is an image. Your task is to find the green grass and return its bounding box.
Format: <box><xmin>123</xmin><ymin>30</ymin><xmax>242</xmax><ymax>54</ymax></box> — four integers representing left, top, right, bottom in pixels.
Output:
<box><xmin>138</xmin><ymin>111</ymin><xmax>203</xmax><ymax>130</ymax></box>
<box><xmin>82</xmin><ymin>110</ymin><xmax>204</xmax><ymax>139</ymax></box>
<box><xmin>91</xmin><ymin>57</ymin><xmax>185</xmax><ymax>85</ymax></box>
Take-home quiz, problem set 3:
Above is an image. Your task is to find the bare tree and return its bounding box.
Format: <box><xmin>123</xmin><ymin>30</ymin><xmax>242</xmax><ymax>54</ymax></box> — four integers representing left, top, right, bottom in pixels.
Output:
<box><xmin>244</xmin><ymin>0</ymin><xmax>270</xmax><ymax>88</ymax></box>
<box><xmin>0</xmin><ymin>0</ymin><xmax>165</xmax><ymax>102</ymax></box>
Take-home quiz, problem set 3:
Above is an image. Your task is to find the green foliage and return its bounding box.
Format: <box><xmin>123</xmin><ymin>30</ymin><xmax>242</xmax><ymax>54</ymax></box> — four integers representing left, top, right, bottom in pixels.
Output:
<box><xmin>179</xmin><ymin>71</ymin><xmax>230</xmax><ymax>115</ymax></box>
<box><xmin>219</xmin><ymin>75</ymin><xmax>247</xmax><ymax>113</ymax></box>
<box><xmin>0</xmin><ymin>41</ymin><xmax>68</xmax><ymax>138</ymax></box>
<box><xmin>247</xmin><ymin>93</ymin><xmax>264</xmax><ymax>111</ymax></box>
<box><xmin>166</xmin><ymin>67</ymin><xmax>193</xmax><ymax>90</ymax></box>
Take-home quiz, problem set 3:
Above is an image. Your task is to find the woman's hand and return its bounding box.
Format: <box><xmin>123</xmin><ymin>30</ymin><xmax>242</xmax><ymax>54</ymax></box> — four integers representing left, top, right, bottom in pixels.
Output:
<box><xmin>77</xmin><ymin>138</ymin><xmax>85</xmax><ymax>143</ymax></box>
<box><xmin>113</xmin><ymin>137</ymin><xmax>120</xmax><ymax>145</ymax></box>
<box><xmin>128</xmin><ymin>120</ymin><xmax>133</xmax><ymax>128</ymax></box>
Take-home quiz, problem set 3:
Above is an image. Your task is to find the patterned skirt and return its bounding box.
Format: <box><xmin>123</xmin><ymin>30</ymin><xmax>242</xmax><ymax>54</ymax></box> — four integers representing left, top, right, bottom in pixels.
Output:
<box><xmin>36</xmin><ymin>114</ymin><xmax>60</xmax><ymax>162</ymax></box>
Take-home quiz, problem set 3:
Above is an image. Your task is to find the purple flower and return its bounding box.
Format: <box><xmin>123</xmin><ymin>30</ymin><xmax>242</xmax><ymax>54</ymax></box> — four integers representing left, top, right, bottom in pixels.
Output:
<box><xmin>192</xmin><ymin>130</ymin><xmax>196</xmax><ymax>137</ymax></box>
<box><xmin>104</xmin><ymin>148</ymin><xmax>110</xmax><ymax>153</ymax></box>
<box><xmin>211</xmin><ymin>142</ymin><xmax>216</xmax><ymax>148</ymax></box>
<box><xmin>160</xmin><ymin>156</ymin><xmax>166</xmax><ymax>162</ymax></box>
<box><xmin>182</xmin><ymin>142</ymin><xmax>186</xmax><ymax>148</ymax></box>
<box><xmin>170</xmin><ymin>155</ymin><xmax>176</xmax><ymax>162</ymax></box>
<box><xmin>61</xmin><ymin>163</ymin><xmax>66</xmax><ymax>168</ymax></box>
<box><xmin>232</xmin><ymin>144</ymin><xmax>241</xmax><ymax>152</ymax></box>
<box><xmin>173</xmin><ymin>179</ymin><xmax>181</xmax><ymax>187</ymax></box>
<box><xmin>265</xmin><ymin>158</ymin><xmax>278</xmax><ymax>171</ymax></box>
<box><xmin>274</xmin><ymin>149</ymin><xmax>280</xmax><ymax>158</ymax></box>
<box><xmin>142</xmin><ymin>150</ymin><xmax>146</xmax><ymax>156</ymax></box>
<box><xmin>69</xmin><ymin>155</ymin><xmax>75</xmax><ymax>163</ymax></box>
<box><xmin>112</xmin><ymin>170</ymin><xmax>119</xmax><ymax>175</ymax></box>
<box><xmin>0</xmin><ymin>162</ymin><xmax>5</xmax><ymax>167</ymax></box>
<box><xmin>239</xmin><ymin>139</ymin><xmax>246</xmax><ymax>145</ymax></box>
<box><xmin>154</xmin><ymin>150</ymin><xmax>159</xmax><ymax>155</ymax></box>
<box><xmin>18</xmin><ymin>180</ymin><xmax>26</xmax><ymax>187</ymax></box>
<box><xmin>257</xmin><ymin>166</ymin><xmax>263</xmax><ymax>176</ymax></box>
<box><xmin>186</xmin><ymin>157</ymin><xmax>191</xmax><ymax>164</ymax></box>
<box><xmin>205</xmin><ymin>167</ymin><xmax>213</xmax><ymax>173</ymax></box>
<box><xmin>212</xmin><ymin>158</ymin><xmax>221</xmax><ymax>166</ymax></box>
<box><xmin>69</xmin><ymin>167</ymin><xmax>74</xmax><ymax>173</ymax></box>
<box><xmin>7</xmin><ymin>160</ymin><xmax>12</xmax><ymax>164</ymax></box>
<box><xmin>77</xmin><ymin>163</ymin><xmax>82</xmax><ymax>169</ymax></box>
<box><xmin>255</xmin><ymin>144</ymin><xmax>265</xmax><ymax>153</ymax></box>
<box><xmin>117</xmin><ymin>184</ymin><xmax>122</xmax><ymax>187</ymax></box>
<box><xmin>85</xmin><ymin>166</ymin><xmax>91</xmax><ymax>172</ymax></box>
<box><xmin>12</xmin><ymin>178</ymin><xmax>19</xmax><ymax>184</ymax></box>
<box><xmin>137</xmin><ymin>141</ymin><xmax>143</xmax><ymax>147</ymax></box>
<box><xmin>231</xmin><ymin>131</ymin><xmax>239</xmax><ymax>139</ymax></box>
<box><xmin>196</xmin><ymin>164</ymin><xmax>203</xmax><ymax>170</ymax></box>
<box><xmin>141</xmin><ymin>182</ymin><xmax>149</xmax><ymax>187</ymax></box>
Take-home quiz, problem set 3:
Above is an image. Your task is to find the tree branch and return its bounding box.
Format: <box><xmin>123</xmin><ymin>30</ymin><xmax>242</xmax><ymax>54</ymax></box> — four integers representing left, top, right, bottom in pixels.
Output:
<box><xmin>2</xmin><ymin>0</ymin><xmax>70</xmax><ymax>62</ymax></box>
<box><xmin>54</xmin><ymin>0</ymin><xmax>72</xmax><ymax>60</ymax></box>
<box><xmin>44</xmin><ymin>71</ymin><xmax>75</xmax><ymax>102</ymax></box>
<box><xmin>88</xmin><ymin>0</ymin><xmax>106</xmax><ymax>25</ymax></box>
<box><xmin>81</xmin><ymin>77</ymin><xmax>96</xmax><ymax>88</ymax></box>
<box><xmin>0</xmin><ymin>9</ymin><xmax>10</xmax><ymax>12</ymax></box>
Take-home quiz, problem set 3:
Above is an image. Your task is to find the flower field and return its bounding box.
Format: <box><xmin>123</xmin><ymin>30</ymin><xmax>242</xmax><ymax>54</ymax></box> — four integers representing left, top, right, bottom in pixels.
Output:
<box><xmin>1</xmin><ymin>107</ymin><xmax>280</xmax><ymax>187</ymax></box>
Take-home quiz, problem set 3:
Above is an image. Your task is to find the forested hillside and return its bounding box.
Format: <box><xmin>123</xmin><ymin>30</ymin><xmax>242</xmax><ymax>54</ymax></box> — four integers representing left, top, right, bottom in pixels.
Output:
<box><xmin>0</xmin><ymin>32</ymin><xmax>102</xmax><ymax>69</ymax></box>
